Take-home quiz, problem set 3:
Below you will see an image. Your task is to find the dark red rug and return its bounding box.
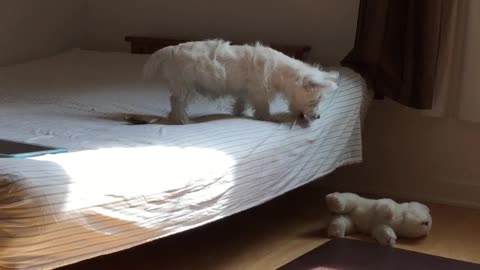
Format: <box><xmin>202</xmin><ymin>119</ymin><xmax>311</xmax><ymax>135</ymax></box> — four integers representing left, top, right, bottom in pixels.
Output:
<box><xmin>277</xmin><ymin>238</ymin><xmax>480</xmax><ymax>270</ymax></box>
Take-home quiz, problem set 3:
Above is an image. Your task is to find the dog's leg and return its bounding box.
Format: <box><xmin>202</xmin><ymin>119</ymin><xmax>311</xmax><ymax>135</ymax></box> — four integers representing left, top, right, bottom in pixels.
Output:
<box><xmin>288</xmin><ymin>102</ymin><xmax>301</xmax><ymax>116</ymax></box>
<box><xmin>328</xmin><ymin>215</ymin><xmax>355</xmax><ymax>238</ymax></box>
<box><xmin>251</xmin><ymin>96</ymin><xmax>271</xmax><ymax>121</ymax></box>
<box><xmin>372</xmin><ymin>224</ymin><xmax>397</xmax><ymax>246</ymax></box>
<box><xmin>325</xmin><ymin>192</ymin><xmax>360</xmax><ymax>214</ymax></box>
<box><xmin>232</xmin><ymin>98</ymin><xmax>246</xmax><ymax>116</ymax></box>
<box><xmin>168</xmin><ymin>94</ymin><xmax>190</xmax><ymax>124</ymax></box>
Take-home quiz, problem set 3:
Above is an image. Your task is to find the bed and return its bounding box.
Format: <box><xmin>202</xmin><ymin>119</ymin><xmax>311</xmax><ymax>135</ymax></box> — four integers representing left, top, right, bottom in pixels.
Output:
<box><xmin>0</xmin><ymin>37</ymin><xmax>370</xmax><ymax>270</ymax></box>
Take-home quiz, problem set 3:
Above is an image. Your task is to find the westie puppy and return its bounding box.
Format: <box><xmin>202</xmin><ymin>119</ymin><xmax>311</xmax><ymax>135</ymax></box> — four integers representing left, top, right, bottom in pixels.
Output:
<box><xmin>143</xmin><ymin>39</ymin><xmax>339</xmax><ymax>124</ymax></box>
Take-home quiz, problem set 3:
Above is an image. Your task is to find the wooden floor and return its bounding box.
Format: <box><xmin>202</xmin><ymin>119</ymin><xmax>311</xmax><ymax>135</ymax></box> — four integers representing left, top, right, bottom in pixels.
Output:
<box><xmin>62</xmin><ymin>184</ymin><xmax>480</xmax><ymax>270</ymax></box>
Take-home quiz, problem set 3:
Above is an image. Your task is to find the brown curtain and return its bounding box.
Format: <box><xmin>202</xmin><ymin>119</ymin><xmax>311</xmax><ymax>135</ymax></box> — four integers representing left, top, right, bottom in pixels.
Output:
<box><xmin>341</xmin><ymin>0</ymin><xmax>446</xmax><ymax>109</ymax></box>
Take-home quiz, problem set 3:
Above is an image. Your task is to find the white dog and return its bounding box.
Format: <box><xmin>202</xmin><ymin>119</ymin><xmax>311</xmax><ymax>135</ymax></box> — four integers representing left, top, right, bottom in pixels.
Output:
<box><xmin>143</xmin><ymin>39</ymin><xmax>339</xmax><ymax>124</ymax></box>
<box><xmin>325</xmin><ymin>192</ymin><xmax>432</xmax><ymax>246</ymax></box>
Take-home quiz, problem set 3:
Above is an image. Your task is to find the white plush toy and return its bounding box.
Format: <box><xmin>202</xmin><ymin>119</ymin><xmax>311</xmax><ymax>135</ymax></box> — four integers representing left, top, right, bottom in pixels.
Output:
<box><xmin>325</xmin><ymin>192</ymin><xmax>432</xmax><ymax>246</ymax></box>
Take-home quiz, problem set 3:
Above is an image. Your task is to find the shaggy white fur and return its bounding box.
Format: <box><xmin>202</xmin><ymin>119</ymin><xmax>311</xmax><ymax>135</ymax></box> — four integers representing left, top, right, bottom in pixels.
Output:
<box><xmin>325</xmin><ymin>192</ymin><xmax>432</xmax><ymax>246</ymax></box>
<box><xmin>143</xmin><ymin>39</ymin><xmax>339</xmax><ymax>124</ymax></box>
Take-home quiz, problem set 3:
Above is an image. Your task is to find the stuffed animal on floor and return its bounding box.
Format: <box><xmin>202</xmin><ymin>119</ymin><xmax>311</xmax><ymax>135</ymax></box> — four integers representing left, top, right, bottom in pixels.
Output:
<box><xmin>325</xmin><ymin>192</ymin><xmax>432</xmax><ymax>246</ymax></box>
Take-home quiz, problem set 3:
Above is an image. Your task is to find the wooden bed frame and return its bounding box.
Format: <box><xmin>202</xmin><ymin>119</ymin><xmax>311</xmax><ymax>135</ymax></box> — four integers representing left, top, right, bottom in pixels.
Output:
<box><xmin>124</xmin><ymin>36</ymin><xmax>312</xmax><ymax>60</ymax></box>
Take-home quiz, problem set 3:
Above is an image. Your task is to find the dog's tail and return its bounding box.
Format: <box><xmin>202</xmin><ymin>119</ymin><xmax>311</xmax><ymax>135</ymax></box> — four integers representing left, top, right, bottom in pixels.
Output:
<box><xmin>142</xmin><ymin>47</ymin><xmax>171</xmax><ymax>82</ymax></box>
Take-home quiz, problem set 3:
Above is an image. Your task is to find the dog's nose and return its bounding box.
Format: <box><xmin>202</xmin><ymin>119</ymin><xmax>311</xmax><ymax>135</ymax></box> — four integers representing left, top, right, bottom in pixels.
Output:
<box><xmin>314</xmin><ymin>115</ymin><xmax>320</xmax><ymax>119</ymax></box>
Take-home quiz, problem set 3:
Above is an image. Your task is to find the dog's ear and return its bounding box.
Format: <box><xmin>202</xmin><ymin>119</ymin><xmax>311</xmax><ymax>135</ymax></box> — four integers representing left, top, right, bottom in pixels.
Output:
<box><xmin>410</xmin><ymin>202</ymin><xmax>430</xmax><ymax>213</ymax></box>
<box><xmin>303</xmin><ymin>76</ymin><xmax>338</xmax><ymax>91</ymax></box>
<box><xmin>303</xmin><ymin>70</ymin><xmax>339</xmax><ymax>90</ymax></box>
<box><xmin>325</xmin><ymin>71</ymin><xmax>340</xmax><ymax>81</ymax></box>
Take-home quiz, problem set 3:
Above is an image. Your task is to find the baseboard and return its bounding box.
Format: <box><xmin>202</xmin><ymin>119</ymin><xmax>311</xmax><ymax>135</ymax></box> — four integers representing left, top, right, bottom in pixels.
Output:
<box><xmin>316</xmin><ymin>178</ymin><xmax>480</xmax><ymax>210</ymax></box>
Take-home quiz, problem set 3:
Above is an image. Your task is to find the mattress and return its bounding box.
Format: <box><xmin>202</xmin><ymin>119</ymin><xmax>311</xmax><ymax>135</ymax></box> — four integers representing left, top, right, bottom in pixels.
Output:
<box><xmin>0</xmin><ymin>49</ymin><xmax>369</xmax><ymax>270</ymax></box>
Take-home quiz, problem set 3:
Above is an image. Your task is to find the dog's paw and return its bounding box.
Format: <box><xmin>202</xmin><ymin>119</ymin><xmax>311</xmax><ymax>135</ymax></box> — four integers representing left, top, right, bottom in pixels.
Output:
<box><xmin>168</xmin><ymin>113</ymin><xmax>189</xmax><ymax>125</ymax></box>
<box><xmin>169</xmin><ymin>118</ymin><xmax>188</xmax><ymax>125</ymax></box>
<box><xmin>327</xmin><ymin>222</ymin><xmax>346</xmax><ymax>238</ymax></box>
<box><xmin>232</xmin><ymin>99</ymin><xmax>246</xmax><ymax>116</ymax></box>
<box><xmin>376</xmin><ymin>227</ymin><xmax>397</xmax><ymax>247</ymax></box>
<box><xmin>253</xmin><ymin>108</ymin><xmax>273</xmax><ymax>122</ymax></box>
<box><xmin>253</xmin><ymin>114</ymin><xmax>271</xmax><ymax>122</ymax></box>
<box><xmin>326</xmin><ymin>193</ymin><xmax>346</xmax><ymax>213</ymax></box>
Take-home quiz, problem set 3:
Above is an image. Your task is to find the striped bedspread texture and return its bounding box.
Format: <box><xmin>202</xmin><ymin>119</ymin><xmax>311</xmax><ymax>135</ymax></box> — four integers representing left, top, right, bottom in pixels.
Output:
<box><xmin>0</xmin><ymin>49</ymin><xmax>369</xmax><ymax>270</ymax></box>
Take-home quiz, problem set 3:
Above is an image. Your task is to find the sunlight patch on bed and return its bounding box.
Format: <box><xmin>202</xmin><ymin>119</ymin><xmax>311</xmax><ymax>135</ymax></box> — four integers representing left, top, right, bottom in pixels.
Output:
<box><xmin>33</xmin><ymin>146</ymin><xmax>237</xmax><ymax>220</ymax></box>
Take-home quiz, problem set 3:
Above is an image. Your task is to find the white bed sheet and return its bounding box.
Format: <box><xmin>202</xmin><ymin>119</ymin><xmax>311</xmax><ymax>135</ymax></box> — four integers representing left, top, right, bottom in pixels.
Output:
<box><xmin>0</xmin><ymin>49</ymin><xmax>369</xmax><ymax>270</ymax></box>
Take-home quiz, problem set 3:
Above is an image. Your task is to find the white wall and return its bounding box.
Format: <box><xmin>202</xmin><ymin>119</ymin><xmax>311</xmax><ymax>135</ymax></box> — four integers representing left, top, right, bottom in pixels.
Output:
<box><xmin>84</xmin><ymin>0</ymin><xmax>359</xmax><ymax>65</ymax></box>
<box><xmin>320</xmin><ymin>100</ymin><xmax>480</xmax><ymax>208</ymax></box>
<box><xmin>0</xmin><ymin>0</ymin><xmax>86</xmax><ymax>66</ymax></box>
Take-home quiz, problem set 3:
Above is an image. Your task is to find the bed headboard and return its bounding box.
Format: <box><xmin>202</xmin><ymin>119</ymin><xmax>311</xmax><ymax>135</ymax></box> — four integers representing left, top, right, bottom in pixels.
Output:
<box><xmin>124</xmin><ymin>36</ymin><xmax>312</xmax><ymax>60</ymax></box>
